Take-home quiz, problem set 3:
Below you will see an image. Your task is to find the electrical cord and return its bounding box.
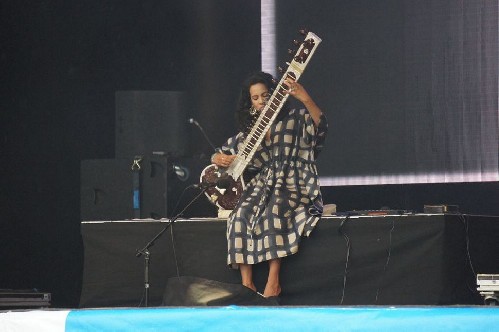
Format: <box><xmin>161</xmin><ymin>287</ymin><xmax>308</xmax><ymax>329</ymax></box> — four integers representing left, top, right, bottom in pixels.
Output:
<box><xmin>338</xmin><ymin>214</ymin><xmax>351</xmax><ymax>305</ymax></box>
<box><xmin>458</xmin><ymin>213</ymin><xmax>479</xmax><ymax>296</ymax></box>
<box><xmin>459</xmin><ymin>213</ymin><xmax>477</xmax><ymax>277</ymax></box>
<box><xmin>337</xmin><ymin>213</ymin><xmax>397</xmax><ymax>305</ymax></box>
<box><xmin>375</xmin><ymin>217</ymin><xmax>396</xmax><ymax>303</ymax></box>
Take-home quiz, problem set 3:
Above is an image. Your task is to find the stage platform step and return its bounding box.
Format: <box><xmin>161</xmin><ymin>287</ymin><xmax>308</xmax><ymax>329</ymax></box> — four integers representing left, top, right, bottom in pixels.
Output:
<box><xmin>1</xmin><ymin>306</ymin><xmax>498</xmax><ymax>331</ymax></box>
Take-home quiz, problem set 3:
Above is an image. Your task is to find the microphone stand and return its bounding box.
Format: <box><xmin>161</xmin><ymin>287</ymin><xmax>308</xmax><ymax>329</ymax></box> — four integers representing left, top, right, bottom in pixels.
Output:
<box><xmin>135</xmin><ymin>186</ymin><xmax>208</xmax><ymax>307</ymax></box>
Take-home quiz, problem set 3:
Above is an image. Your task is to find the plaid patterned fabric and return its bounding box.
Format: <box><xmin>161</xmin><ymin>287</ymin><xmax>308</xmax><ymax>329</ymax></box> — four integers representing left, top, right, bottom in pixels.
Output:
<box><xmin>221</xmin><ymin>109</ymin><xmax>328</xmax><ymax>267</ymax></box>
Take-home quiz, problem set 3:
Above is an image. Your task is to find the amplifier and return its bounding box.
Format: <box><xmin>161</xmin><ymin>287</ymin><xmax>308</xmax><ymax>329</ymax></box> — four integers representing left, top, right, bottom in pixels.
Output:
<box><xmin>0</xmin><ymin>290</ymin><xmax>51</xmax><ymax>308</ymax></box>
<box><xmin>423</xmin><ymin>204</ymin><xmax>459</xmax><ymax>214</ymax></box>
<box><xmin>477</xmin><ymin>274</ymin><xmax>499</xmax><ymax>291</ymax></box>
<box><xmin>477</xmin><ymin>274</ymin><xmax>499</xmax><ymax>305</ymax></box>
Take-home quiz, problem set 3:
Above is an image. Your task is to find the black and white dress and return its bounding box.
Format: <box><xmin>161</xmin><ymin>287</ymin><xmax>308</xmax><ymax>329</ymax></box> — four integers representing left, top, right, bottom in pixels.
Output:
<box><xmin>219</xmin><ymin>108</ymin><xmax>328</xmax><ymax>267</ymax></box>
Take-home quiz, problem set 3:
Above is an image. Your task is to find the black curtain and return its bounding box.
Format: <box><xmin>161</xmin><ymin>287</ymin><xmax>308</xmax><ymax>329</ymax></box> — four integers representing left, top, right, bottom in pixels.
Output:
<box><xmin>276</xmin><ymin>0</ymin><xmax>498</xmax><ymax>184</ymax></box>
<box><xmin>0</xmin><ymin>0</ymin><xmax>260</xmax><ymax>307</ymax></box>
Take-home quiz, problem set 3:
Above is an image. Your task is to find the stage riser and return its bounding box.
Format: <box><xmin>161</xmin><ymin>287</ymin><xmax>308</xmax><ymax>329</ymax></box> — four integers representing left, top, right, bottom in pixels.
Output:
<box><xmin>79</xmin><ymin>215</ymin><xmax>499</xmax><ymax>307</ymax></box>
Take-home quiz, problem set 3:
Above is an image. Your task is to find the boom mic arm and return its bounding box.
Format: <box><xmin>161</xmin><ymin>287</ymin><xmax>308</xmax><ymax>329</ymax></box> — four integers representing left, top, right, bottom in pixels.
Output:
<box><xmin>188</xmin><ymin>118</ymin><xmax>217</xmax><ymax>152</ymax></box>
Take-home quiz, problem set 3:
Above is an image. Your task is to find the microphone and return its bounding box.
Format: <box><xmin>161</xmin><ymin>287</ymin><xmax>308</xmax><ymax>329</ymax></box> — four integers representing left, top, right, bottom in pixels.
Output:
<box><xmin>188</xmin><ymin>118</ymin><xmax>217</xmax><ymax>152</ymax></box>
<box><xmin>188</xmin><ymin>118</ymin><xmax>200</xmax><ymax>126</ymax></box>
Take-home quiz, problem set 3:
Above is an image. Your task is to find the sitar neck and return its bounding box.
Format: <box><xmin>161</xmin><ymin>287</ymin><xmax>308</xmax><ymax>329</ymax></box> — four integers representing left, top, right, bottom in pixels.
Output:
<box><xmin>226</xmin><ymin>31</ymin><xmax>322</xmax><ymax>181</ymax></box>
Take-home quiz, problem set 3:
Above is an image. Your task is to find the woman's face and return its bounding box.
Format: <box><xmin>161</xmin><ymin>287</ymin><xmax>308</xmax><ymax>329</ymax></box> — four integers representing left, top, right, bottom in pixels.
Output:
<box><xmin>249</xmin><ymin>83</ymin><xmax>270</xmax><ymax>112</ymax></box>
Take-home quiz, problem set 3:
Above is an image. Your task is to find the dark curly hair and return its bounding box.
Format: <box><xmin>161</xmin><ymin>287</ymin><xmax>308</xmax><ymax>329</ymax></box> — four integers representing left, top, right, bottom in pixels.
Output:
<box><xmin>235</xmin><ymin>71</ymin><xmax>289</xmax><ymax>133</ymax></box>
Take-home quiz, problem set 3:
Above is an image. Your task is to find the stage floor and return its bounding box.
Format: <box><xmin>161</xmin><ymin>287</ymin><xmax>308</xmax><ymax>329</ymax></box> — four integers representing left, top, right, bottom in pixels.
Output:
<box><xmin>1</xmin><ymin>306</ymin><xmax>499</xmax><ymax>331</ymax></box>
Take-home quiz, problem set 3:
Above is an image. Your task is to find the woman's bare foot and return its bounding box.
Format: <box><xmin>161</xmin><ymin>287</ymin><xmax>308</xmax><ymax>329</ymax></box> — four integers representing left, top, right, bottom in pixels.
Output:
<box><xmin>264</xmin><ymin>258</ymin><xmax>282</xmax><ymax>297</ymax></box>
<box><xmin>240</xmin><ymin>263</ymin><xmax>256</xmax><ymax>292</ymax></box>
<box><xmin>263</xmin><ymin>283</ymin><xmax>281</xmax><ymax>297</ymax></box>
<box><xmin>243</xmin><ymin>282</ymin><xmax>257</xmax><ymax>292</ymax></box>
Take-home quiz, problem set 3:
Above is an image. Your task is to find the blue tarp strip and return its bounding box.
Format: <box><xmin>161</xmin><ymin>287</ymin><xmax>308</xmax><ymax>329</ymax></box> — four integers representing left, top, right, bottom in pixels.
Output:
<box><xmin>65</xmin><ymin>306</ymin><xmax>499</xmax><ymax>331</ymax></box>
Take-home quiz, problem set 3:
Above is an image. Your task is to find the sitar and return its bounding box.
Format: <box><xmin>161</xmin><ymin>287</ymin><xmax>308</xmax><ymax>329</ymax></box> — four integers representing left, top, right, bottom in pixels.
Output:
<box><xmin>201</xmin><ymin>30</ymin><xmax>322</xmax><ymax>210</ymax></box>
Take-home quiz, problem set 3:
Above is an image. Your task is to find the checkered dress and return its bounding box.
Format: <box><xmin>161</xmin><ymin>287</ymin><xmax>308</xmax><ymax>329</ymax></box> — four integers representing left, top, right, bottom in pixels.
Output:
<box><xmin>220</xmin><ymin>108</ymin><xmax>328</xmax><ymax>267</ymax></box>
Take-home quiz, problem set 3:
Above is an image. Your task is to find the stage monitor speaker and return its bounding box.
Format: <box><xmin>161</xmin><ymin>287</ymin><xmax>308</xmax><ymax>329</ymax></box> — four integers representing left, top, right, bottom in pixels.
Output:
<box><xmin>80</xmin><ymin>157</ymin><xmax>216</xmax><ymax>221</ymax></box>
<box><xmin>80</xmin><ymin>159</ymin><xmax>133</xmax><ymax>221</ymax></box>
<box><xmin>141</xmin><ymin>155</ymin><xmax>217</xmax><ymax>218</ymax></box>
<box><xmin>115</xmin><ymin>91</ymin><xmax>187</xmax><ymax>159</ymax></box>
<box><xmin>162</xmin><ymin>276</ymin><xmax>279</xmax><ymax>306</ymax></box>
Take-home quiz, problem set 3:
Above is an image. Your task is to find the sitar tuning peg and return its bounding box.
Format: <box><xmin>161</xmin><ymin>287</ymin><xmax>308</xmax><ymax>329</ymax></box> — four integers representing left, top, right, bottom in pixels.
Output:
<box><xmin>277</xmin><ymin>66</ymin><xmax>285</xmax><ymax>74</ymax></box>
<box><xmin>304</xmin><ymin>38</ymin><xmax>315</xmax><ymax>47</ymax></box>
<box><xmin>292</xmin><ymin>39</ymin><xmax>301</xmax><ymax>46</ymax></box>
<box><xmin>299</xmin><ymin>28</ymin><xmax>309</xmax><ymax>36</ymax></box>
<box><xmin>287</xmin><ymin>49</ymin><xmax>295</xmax><ymax>55</ymax></box>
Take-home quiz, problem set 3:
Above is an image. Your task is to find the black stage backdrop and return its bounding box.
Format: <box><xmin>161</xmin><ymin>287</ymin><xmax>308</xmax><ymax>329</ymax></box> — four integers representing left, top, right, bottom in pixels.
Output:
<box><xmin>1</xmin><ymin>0</ymin><xmax>261</xmax><ymax>308</ymax></box>
<box><xmin>276</xmin><ymin>0</ymin><xmax>498</xmax><ymax>184</ymax></box>
<box><xmin>1</xmin><ymin>0</ymin><xmax>498</xmax><ymax>309</ymax></box>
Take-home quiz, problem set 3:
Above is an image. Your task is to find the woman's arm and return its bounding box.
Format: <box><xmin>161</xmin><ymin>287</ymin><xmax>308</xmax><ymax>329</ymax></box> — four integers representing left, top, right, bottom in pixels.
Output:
<box><xmin>284</xmin><ymin>78</ymin><xmax>323</xmax><ymax>127</ymax></box>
